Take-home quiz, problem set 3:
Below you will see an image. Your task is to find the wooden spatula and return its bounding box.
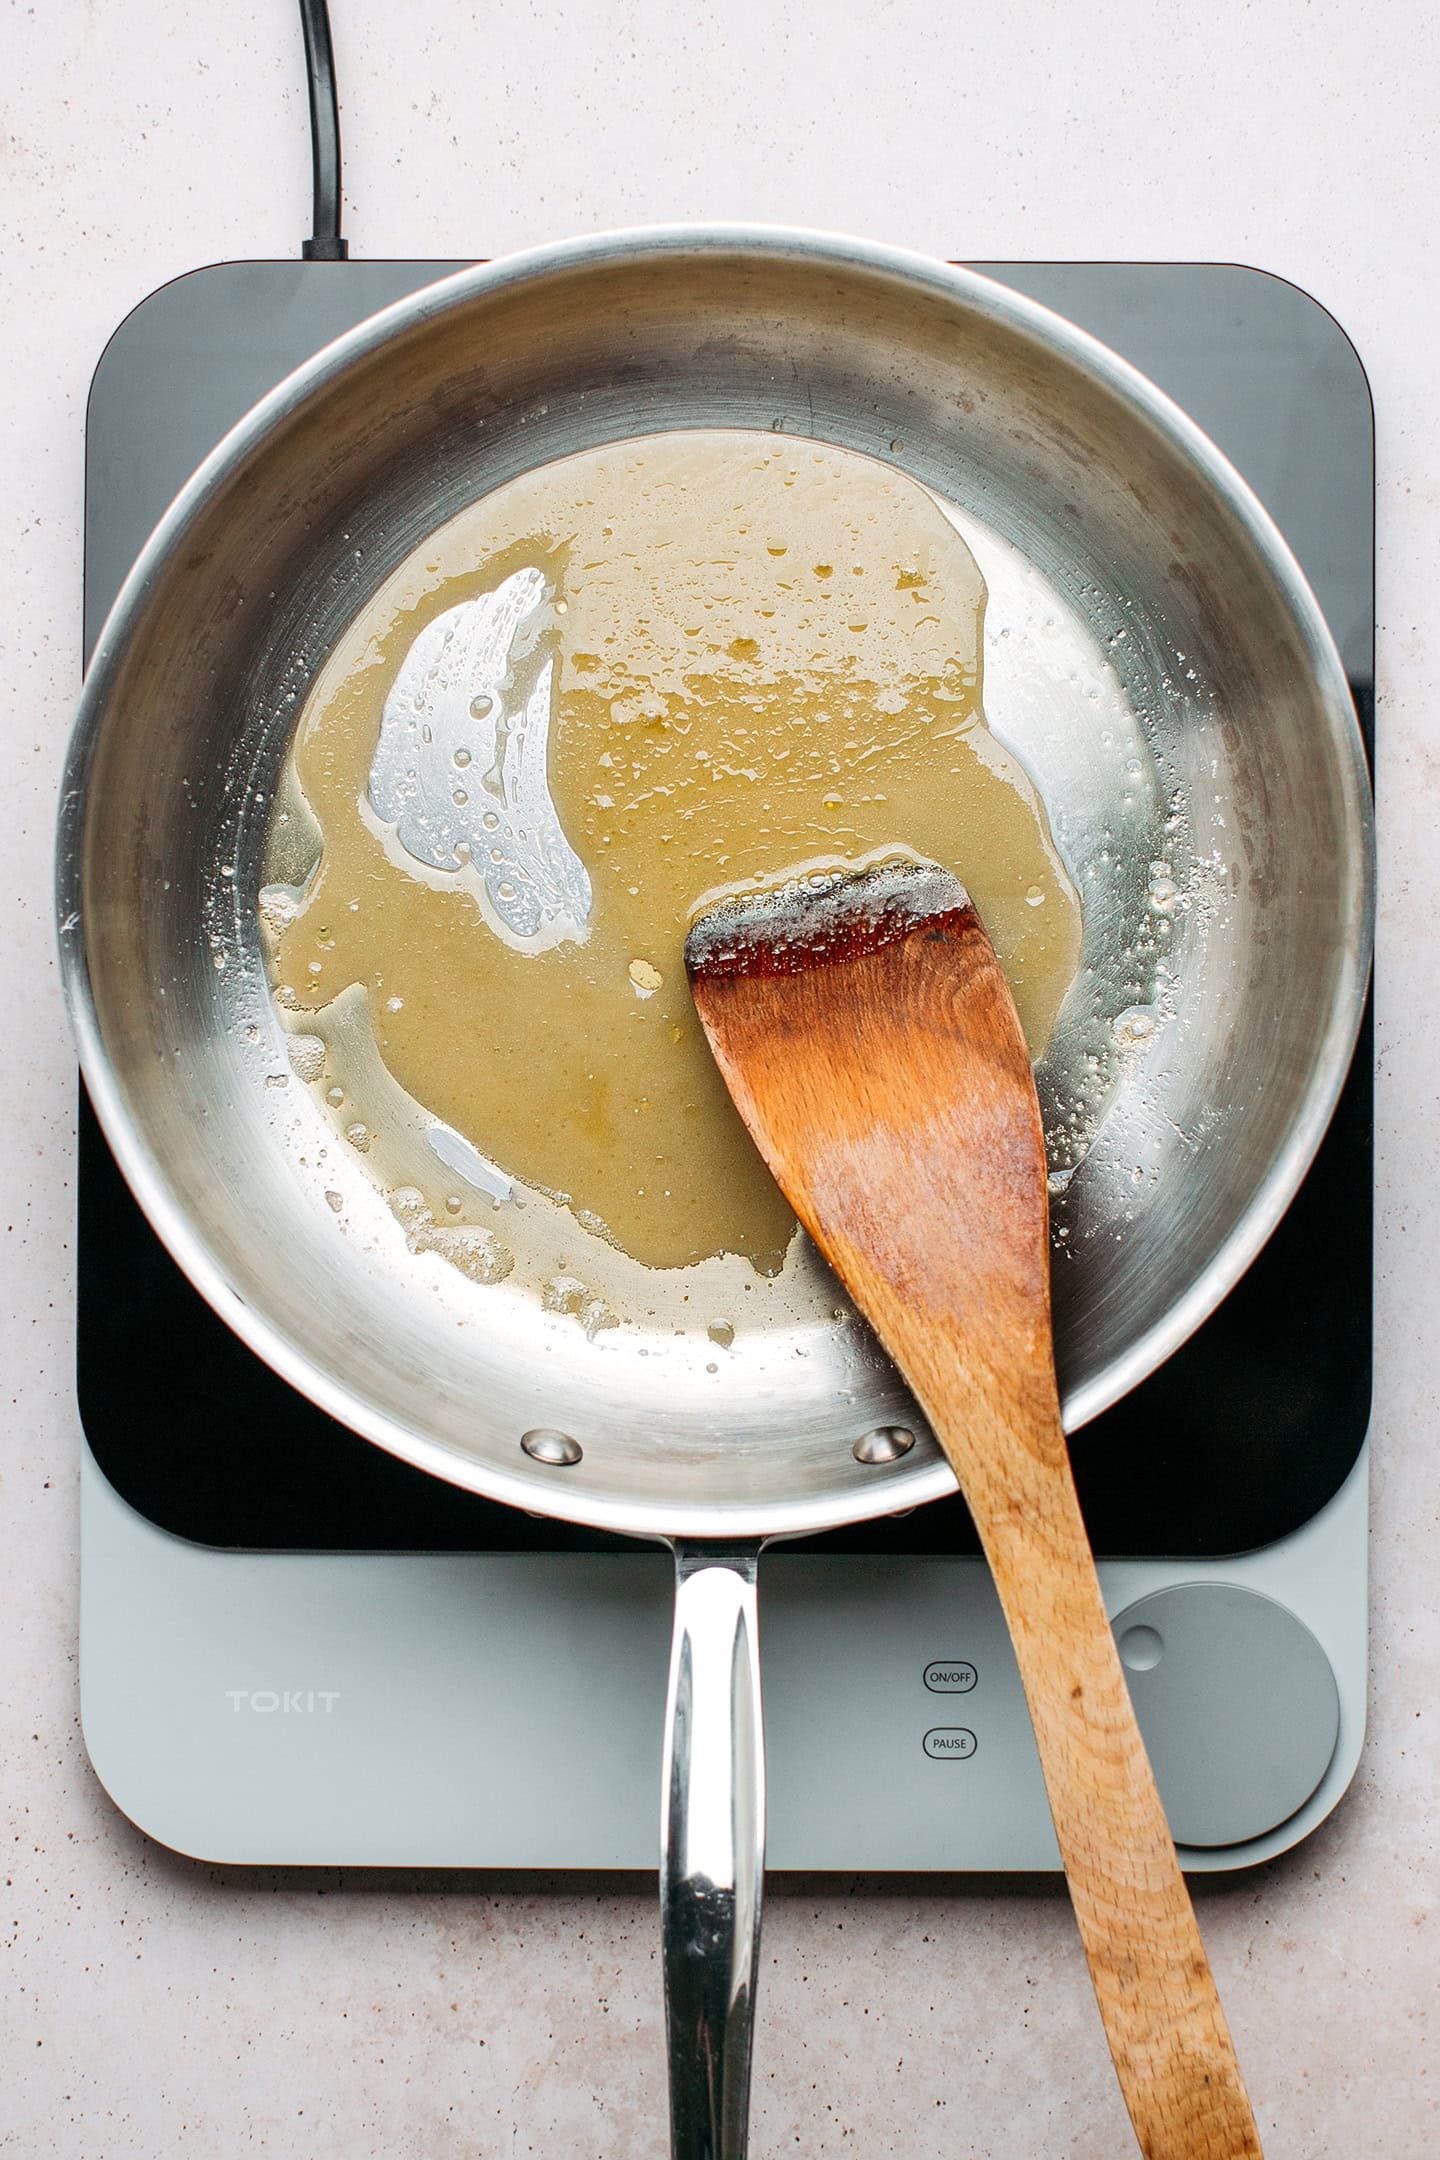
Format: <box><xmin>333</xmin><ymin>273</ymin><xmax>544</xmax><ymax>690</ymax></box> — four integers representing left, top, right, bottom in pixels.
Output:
<box><xmin>685</xmin><ymin>861</ymin><xmax>1264</xmax><ymax>2160</ymax></box>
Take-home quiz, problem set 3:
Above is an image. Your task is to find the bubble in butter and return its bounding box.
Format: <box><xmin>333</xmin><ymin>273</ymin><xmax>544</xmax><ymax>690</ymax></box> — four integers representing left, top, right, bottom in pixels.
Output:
<box><xmin>263</xmin><ymin>431</ymin><xmax>1081</xmax><ymax>1273</ymax></box>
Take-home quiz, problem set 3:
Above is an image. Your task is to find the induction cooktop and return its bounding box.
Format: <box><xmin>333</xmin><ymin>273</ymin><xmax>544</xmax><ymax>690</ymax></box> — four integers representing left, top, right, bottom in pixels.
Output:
<box><xmin>76</xmin><ymin>259</ymin><xmax>1372</xmax><ymax>1868</ymax></box>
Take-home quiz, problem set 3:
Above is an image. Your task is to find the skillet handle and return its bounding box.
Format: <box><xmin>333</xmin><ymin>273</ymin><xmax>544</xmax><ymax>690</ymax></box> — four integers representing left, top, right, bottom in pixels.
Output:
<box><xmin>660</xmin><ymin>1540</ymin><xmax>765</xmax><ymax>2160</ymax></box>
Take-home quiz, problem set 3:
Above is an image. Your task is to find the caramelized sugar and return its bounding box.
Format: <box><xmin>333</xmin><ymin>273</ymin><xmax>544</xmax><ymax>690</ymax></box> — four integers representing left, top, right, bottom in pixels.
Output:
<box><xmin>265</xmin><ymin>433</ymin><xmax>1081</xmax><ymax>1272</ymax></box>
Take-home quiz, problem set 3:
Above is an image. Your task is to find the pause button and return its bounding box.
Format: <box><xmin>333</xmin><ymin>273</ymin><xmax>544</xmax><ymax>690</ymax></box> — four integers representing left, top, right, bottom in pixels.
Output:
<box><xmin>923</xmin><ymin>1727</ymin><xmax>977</xmax><ymax>1760</ymax></box>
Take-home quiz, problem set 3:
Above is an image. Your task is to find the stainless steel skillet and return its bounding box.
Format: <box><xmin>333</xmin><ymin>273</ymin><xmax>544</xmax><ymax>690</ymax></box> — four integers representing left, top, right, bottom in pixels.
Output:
<box><xmin>56</xmin><ymin>229</ymin><xmax>1373</xmax><ymax>2155</ymax></box>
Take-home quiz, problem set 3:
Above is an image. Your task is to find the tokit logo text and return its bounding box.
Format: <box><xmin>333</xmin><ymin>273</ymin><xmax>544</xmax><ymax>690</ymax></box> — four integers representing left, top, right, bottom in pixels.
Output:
<box><xmin>225</xmin><ymin>1689</ymin><xmax>341</xmax><ymax>1714</ymax></box>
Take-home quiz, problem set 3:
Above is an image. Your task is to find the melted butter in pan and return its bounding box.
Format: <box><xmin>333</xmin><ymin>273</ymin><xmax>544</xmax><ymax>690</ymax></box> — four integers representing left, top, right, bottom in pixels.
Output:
<box><xmin>266</xmin><ymin>432</ymin><xmax>1082</xmax><ymax>1273</ymax></box>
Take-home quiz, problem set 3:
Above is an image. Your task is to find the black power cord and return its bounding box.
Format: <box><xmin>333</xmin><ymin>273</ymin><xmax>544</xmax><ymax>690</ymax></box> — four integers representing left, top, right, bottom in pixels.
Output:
<box><xmin>299</xmin><ymin>0</ymin><xmax>349</xmax><ymax>259</ymax></box>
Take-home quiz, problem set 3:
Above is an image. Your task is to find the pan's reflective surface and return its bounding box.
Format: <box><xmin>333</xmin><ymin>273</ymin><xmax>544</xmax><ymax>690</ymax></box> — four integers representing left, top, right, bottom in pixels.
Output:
<box><xmin>58</xmin><ymin>230</ymin><xmax>1373</xmax><ymax>1538</ymax></box>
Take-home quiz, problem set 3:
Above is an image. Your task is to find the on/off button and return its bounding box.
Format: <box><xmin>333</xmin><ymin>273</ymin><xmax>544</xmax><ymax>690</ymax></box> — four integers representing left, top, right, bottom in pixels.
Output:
<box><xmin>923</xmin><ymin>1727</ymin><xmax>977</xmax><ymax>1760</ymax></box>
<box><xmin>924</xmin><ymin>1661</ymin><xmax>977</xmax><ymax>1693</ymax></box>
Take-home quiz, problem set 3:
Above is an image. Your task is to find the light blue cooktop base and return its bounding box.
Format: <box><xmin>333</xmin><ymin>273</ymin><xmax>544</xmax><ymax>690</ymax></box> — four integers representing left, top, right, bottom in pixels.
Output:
<box><xmin>81</xmin><ymin>1441</ymin><xmax>1367</xmax><ymax>1870</ymax></box>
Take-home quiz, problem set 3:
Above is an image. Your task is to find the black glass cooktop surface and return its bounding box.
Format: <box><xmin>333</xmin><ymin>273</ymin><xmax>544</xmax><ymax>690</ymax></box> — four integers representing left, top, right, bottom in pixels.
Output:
<box><xmin>78</xmin><ymin>259</ymin><xmax>1373</xmax><ymax>1560</ymax></box>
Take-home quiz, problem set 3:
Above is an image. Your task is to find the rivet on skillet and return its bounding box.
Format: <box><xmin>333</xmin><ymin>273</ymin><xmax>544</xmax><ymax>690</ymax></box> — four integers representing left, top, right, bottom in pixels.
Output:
<box><xmin>521</xmin><ymin>1428</ymin><xmax>583</xmax><ymax>1467</ymax></box>
<box><xmin>853</xmin><ymin>1425</ymin><xmax>915</xmax><ymax>1465</ymax></box>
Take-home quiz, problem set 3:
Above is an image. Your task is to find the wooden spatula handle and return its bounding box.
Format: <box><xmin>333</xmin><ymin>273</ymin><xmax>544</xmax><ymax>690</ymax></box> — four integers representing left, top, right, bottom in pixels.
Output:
<box><xmin>941</xmin><ymin>1392</ymin><xmax>1263</xmax><ymax>2159</ymax></box>
<box><xmin>686</xmin><ymin>868</ymin><xmax>1265</xmax><ymax>2156</ymax></box>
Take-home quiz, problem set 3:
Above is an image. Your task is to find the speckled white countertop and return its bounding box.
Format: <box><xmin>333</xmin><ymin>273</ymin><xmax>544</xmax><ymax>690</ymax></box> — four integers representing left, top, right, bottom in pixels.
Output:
<box><xmin>3</xmin><ymin>2</ymin><xmax>1438</xmax><ymax>2153</ymax></box>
